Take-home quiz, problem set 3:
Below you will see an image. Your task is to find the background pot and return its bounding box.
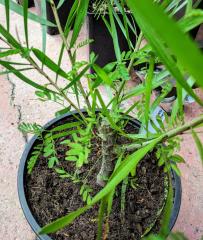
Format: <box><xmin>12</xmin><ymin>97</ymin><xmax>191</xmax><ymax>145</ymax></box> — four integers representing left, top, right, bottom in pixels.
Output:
<box><xmin>88</xmin><ymin>12</ymin><xmax>139</xmax><ymax>68</ymax></box>
<box><xmin>18</xmin><ymin>110</ymin><xmax>182</xmax><ymax>240</ymax></box>
<box><xmin>34</xmin><ymin>0</ymin><xmax>74</xmax><ymax>35</ymax></box>
<box><xmin>17</xmin><ymin>0</ymin><xmax>34</xmax><ymax>8</ymax></box>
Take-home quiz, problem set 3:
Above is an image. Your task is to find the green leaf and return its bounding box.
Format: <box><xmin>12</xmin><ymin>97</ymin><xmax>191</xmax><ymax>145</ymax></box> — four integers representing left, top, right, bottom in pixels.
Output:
<box><xmin>144</xmin><ymin>55</ymin><xmax>155</xmax><ymax>134</ymax></box>
<box><xmin>0</xmin><ymin>0</ymin><xmax>56</xmax><ymax>27</ymax></box>
<box><xmin>23</xmin><ymin>0</ymin><xmax>29</xmax><ymax>48</ymax></box>
<box><xmin>91</xmin><ymin>137</ymin><xmax>162</xmax><ymax>205</ymax></box>
<box><xmin>179</xmin><ymin>9</ymin><xmax>203</xmax><ymax>33</ymax></box>
<box><xmin>65</xmin><ymin>156</ymin><xmax>78</xmax><ymax>161</ymax></box>
<box><xmin>171</xmin><ymin>154</ymin><xmax>185</xmax><ymax>163</ymax></box>
<box><xmin>171</xmin><ymin>163</ymin><xmax>181</xmax><ymax>176</ymax></box>
<box><xmin>38</xmin><ymin>138</ymin><xmax>162</xmax><ymax>234</ymax></box>
<box><xmin>5</xmin><ymin>0</ymin><xmax>9</xmax><ymax>32</ymax></box>
<box><xmin>126</xmin><ymin>0</ymin><xmax>203</xmax><ymax>105</ymax></box>
<box><xmin>32</xmin><ymin>48</ymin><xmax>68</xmax><ymax>78</ymax></box>
<box><xmin>55</xmin><ymin>106</ymin><xmax>71</xmax><ymax>117</ymax></box>
<box><xmin>41</xmin><ymin>0</ymin><xmax>47</xmax><ymax>54</ymax></box>
<box><xmin>0</xmin><ymin>49</ymin><xmax>21</xmax><ymax>58</ymax></box>
<box><xmin>0</xmin><ymin>60</ymin><xmax>57</xmax><ymax>93</ymax></box>
<box><xmin>192</xmin><ymin>129</ymin><xmax>203</xmax><ymax>166</ymax></box>
<box><xmin>48</xmin><ymin>156</ymin><xmax>58</xmax><ymax>168</ymax></box>
<box><xmin>63</xmin><ymin>64</ymin><xmax>92</xmax><ymax>91</ymax></box>
<box><xmin>93</xmin><ymin>64</ymin><xmax>112</xmax><ymax>86</ymax></box>
<box><xmin>70</xmin><ymin>0</ymin><xmax>89</xmax><ymax>48</ymax></box>
<box><xmin>57</xmin><ymin>0</ymin><xmax>65</xmax><ymax>9</ymax></box>
<box><xmin>0</xmin><ymin>24</ymin><xmax>21</xmax><ymax>49</ymax></box>
<box><xmin>159</xmin><ymin>174</ymin><xmax>173</xmax><ymax>238</ymax></box>
<box><xmin>107</xmin><ymin>2</ymin><xmax>121</xmax><ymax>62</ymax></box>
<box><xmin>51</xmin><ymin>121</ymin><xmax>82</xmax><ymax>132</ymax></box>
<box><xmin>39</xmin><ymin>206</ymin><xmax>90</xmax><ymax>234</ymax></box>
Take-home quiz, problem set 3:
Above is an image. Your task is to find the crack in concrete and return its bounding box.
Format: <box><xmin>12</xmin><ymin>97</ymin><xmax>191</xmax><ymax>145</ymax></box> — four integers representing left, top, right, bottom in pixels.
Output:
<box><xmin>6</xmin><ymin>73</ymin><xmax>28</xmax><ymax>143</ymax></box>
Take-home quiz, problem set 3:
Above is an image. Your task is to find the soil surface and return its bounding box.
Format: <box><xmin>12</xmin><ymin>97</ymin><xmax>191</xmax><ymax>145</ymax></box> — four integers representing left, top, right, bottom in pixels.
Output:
<box><xmin>25</xmin><ymin>116</ymin><xmax>167</xmax><ymax>240</ymax></box>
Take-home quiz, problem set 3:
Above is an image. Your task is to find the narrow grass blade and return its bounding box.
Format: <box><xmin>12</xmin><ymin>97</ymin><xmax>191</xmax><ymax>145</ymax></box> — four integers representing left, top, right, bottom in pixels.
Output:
<box><xmin>23</xmin><ymin>0</ymin><xmax>29</xmax><ymax>48</ymax></box>
<box><xmin>96</xmin><ymin>199</ymin><xmax>106</xmax><ymax>240</ymax></box>
<box><xmin>0</xmin><ymin>24</ymin><xmax>21</xmax><ymax>49</ymax></box>
<box><xmin>40</xmin><ymin>0</ymin><xmax>47</xmax><ymax>54</ymax></box>
<box><xmin>93</xmin><ymin>64</ymin><xmax>112</xmax><ymax>86</ymax></box>
<box><xmin>39</xmin><ymin>206</ymin><xmax>90</xmax><ymax>234</ymax></box>
<box><xmin>63</xmin><ymin>64</ymin><xmax>92</xmax><ymax>91</ymax></box>
<box><xmin>179</xmin><ymin>10</ymin><xmax>203</xmax><ymax>32</ymax></box>
<box><xmin>32</xmin><ymin>48</ymin><xmax>68</xmax><ymax>78</ymax></box>
<box><xmin>0</xmin><ymin>0</ymin><xmax>56</xmax><ymax>27</ymax></box>
<box><xmin>70</xmin><ymin>0</ymin><xmax>89</xmax><ymax>48</ymax></box>
<box><xmin>57</xmin><ymin>0</ymin><xmax>65</xmax><ymax>9</ymax></box>
<box><xmin>126</xmin><ymin>0</ymin><xmax>203</xmax><ymax>105</ymax></box>
<box><xmin>144</xmin><ymin>55</ymin><xmax>155</xmax><ymax>134</ymax></box>
<box><xmin>107</xmin><ymin>2</ymin><xmax>121</xmax><ymax>62</ymax></box>
<box><xmin>159</xmin><ymin>174</ymin><xmax>173</xmax><ymax>238</ymax></box>
<box><xmin>192</xmin><ymin>129</ymin><xmax>203</xmax><ymax>166</ymax></box>
<box><xmin>0</xmin><ymin>49</ymin><xmax>21</xmax><ymax>58</ymax></box>
<box><xmin>5</xmin><ymin>0</ymin><xmax>9</xmax><ymax>32</ymax></box>
<box><xmin>0</xmin><ymin>60</ymin><xmax>57</xmax><ymax>93</ymax></box>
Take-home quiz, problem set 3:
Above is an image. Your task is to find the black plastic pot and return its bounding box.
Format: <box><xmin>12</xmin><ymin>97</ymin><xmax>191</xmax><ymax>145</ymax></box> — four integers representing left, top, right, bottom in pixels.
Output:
<box><xmin>88</xmin><ymin>12</ymin><xmax>139</xmax><ymax>68</ymax></box>
<box><xmin>34</xmin><ymin>0</ymin><xmax>74</xmax><ymax>35</ymax></box>
<box><xmin>17</xmin><ymin>0</ymin><xmax>34</xmax><ymax>8</ymax></box>
<box><xmin>18</xmin><ymin>110</ymin><xmax>182</xmax><ymax>240</ymax></box>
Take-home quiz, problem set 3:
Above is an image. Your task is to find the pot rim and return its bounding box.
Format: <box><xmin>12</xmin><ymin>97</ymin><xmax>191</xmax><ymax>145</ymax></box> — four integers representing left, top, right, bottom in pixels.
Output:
<box><xmin>17</xmin><ymin>109</ymin><xmax>181</xmax><ymax>240</ymax></box>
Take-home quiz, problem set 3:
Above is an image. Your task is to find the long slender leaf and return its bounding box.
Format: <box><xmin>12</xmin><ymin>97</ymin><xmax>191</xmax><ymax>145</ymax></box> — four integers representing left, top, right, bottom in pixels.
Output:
<box><xmin>0</xmin><ymin>49</ymin><xmax>21</xmax><ymax>58</ymax></box>
<box><xmin>107</xmin><ymin>2</ymin><xmax>121</xmax><ymax>62</ymax></box>
<box><xmin>0</xmin><ymin>24</ymin><xmax>21</xmax><ymax>49</ymax></box>
<box><xmin>0</xmin><ymin>0</ymin><xmax>56</xmax><ymax>27</ymax></box>
<box><xmin>23</xmin><ymin>0</ymin><xmax>29</xmax><ymax>48</ymax></box>
<box><xmin>192</xmin><ymin>128</ymin><xmax>203</xmax><ymax>166</ymax></box>
<box><xmin>93</xmin><ymin>64</ymin><xmax>112</xmax><ymax>86</ymax></box>
<box><xmin>39</xmin><ymin>206</ymin><xmax>90</xmax><ymax>234</ymax></box>
<box><xmin>0</xmin><ymin>60</ymin><xmax>57</xmax><ymax>93</ymax></box>
<box><xmin>63</xmin><ymin>64</ymin><xmax>92</xmax><ymax>91</ymax></box>
<box><xmin>159</xmin><ymin>174</ymin><xmax>173</xmax><ymax>238</ymax></box>
<box><xmin>5</xmin><ymin>0</ymin><xmax>9</xmax><ymax>32</ymax></box>
<box><xmin>126</xmin><ymin>0</ymin><xmax>203</xmax><ymax>106</ymax></box>
<box><xmin>41</xmin><ymin>0</ymin><xmax>47</xmax><ymax>54</ymax></box>
<box><xmin>39</xmin><ymin>137</ymin><xmax>161</xmax><ymax>234</ymax></box>
<box><xmin>144</xmin><ymin>55</ymin><xmax>155</xmax><ymax>134</ymax></box>
<box><xmin>32</xmin><ymin>48</ymin><xmax>68</xmax><ymax>79</ymax></box>
<box><xmin>179</xmin><ymin>10</ymin><xmax>203</xmax><ymax>32</ymax></box>
<box><xmin>70</xmin><ymin>0</ymin><xmax>89</xmax><ymax>48</ymax></box>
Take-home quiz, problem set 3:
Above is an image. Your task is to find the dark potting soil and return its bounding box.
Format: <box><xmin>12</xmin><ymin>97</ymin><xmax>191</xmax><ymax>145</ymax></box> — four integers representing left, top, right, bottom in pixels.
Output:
<box><xmin>25</xmin><ymin>117</ymin><xmax>167</xmax><ymax>240</ymax></box>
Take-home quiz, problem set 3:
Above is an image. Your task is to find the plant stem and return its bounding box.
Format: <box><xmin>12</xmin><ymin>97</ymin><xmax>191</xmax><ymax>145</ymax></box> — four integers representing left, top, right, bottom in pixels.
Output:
<box><xmin>50</xmin><ymin>0</ymin><xmax>92</xmax><ymax>110</ymax></box>
<box><xmin>27</xmin><ymin>56</ymin><xmax>87</xmax><ymax>123</ymax></box>
<box><xmin>123</xmin><ymin>114</ymin><xmax>203</xmax><ymax>151</ymax></box>
<box><xmin>96</xmin><ymin>119</ymin><xmax>116</xmax><ymax>186</ymax></box>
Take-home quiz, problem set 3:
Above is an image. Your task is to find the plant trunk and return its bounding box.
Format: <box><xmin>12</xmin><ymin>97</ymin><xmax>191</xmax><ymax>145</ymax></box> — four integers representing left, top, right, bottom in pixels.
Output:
<box><xmin>97</xmin><ymin>120</ymin><xmax>115</xmax><ymax>186</ymax></box>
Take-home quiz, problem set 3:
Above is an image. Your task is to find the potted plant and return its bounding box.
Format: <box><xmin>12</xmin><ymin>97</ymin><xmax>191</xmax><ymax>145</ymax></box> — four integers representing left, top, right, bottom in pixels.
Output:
<box><xmin>88</xmin><ymin>0</ymin><xmax>139</xmax><ymax>68</ymax></box>
<box><xmin>0</xmin><ymin>0</ymin><xmax>203</xmax><ymax>240</ymax></box>
<box><xmin>34</xmin><ymin>0</ymin><xmax>74</xmax><ymax>35</ymax></box>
